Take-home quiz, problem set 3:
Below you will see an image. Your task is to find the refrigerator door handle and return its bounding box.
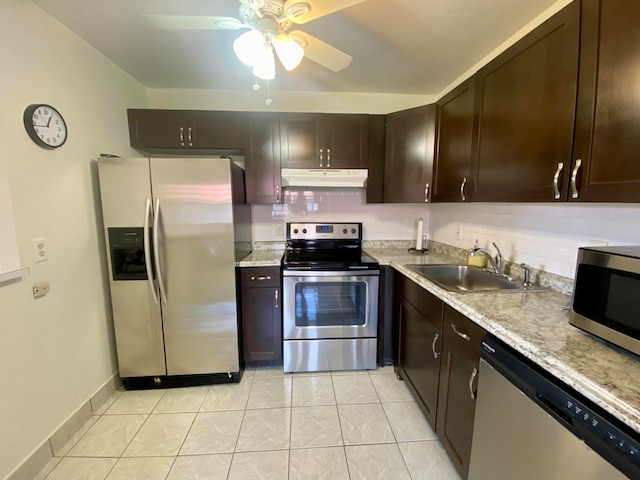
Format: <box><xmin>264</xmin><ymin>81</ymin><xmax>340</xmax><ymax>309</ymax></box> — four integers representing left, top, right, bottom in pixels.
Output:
<box><xmin>143</xmin><ymin>198</ymin><xmax>158</xmax><ymax>304</ymax></box>
<box><xmin>153</xmin><ymin>198</ymin><xmax>168</xmax><ymax>304</ymax></box>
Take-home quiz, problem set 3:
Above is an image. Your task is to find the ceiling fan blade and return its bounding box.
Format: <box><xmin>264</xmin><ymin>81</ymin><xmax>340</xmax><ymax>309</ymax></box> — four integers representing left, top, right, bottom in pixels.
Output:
<box><xmin>290</xmin><ymin>30</ymin><xmax>352</xmax><ymax>72</ymax></box>
<box><xmin>285</xmin><ymin>0</ymin><xmax>367</xmax><ymax>24</ymax></box>
<box><xmin>142</xmin><ymin>14</ymin><xmax>245</xmax><ymax>30</ymax></box>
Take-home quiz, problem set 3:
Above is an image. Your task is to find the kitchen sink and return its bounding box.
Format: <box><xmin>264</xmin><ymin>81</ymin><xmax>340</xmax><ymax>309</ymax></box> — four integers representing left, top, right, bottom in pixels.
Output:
<box><xmin>405</xmin><ymin>264</ymin><xmax>547</xmax><ymax>293</ymax></box>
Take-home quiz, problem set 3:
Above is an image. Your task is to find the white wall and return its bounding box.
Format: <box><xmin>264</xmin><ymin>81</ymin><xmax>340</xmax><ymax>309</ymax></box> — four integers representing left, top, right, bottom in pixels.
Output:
<box><xmin>430</xmin><ymin>203</ymin><xmax>640</xmax><ymax>279</ymax></box>
<box><xmin>0</xmin><ymin>2</ymin><xmax>146</xmax><ymax>478</ymax></box>
<box><xmin>252</xmin><ymin>189</ymin><xmax>429</xmax><ymax>242</ymax></box>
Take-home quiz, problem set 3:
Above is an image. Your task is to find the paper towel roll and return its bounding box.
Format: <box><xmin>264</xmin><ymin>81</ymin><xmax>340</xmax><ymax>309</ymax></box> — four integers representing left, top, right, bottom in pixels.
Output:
<box><xmin>415</xmin><ymin>218</ymin><xmax>424</xmax><ymax>251</ymax></box>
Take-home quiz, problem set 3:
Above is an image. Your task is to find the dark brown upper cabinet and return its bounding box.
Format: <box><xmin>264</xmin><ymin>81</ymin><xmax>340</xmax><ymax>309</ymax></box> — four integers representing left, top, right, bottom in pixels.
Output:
<box><xmin>244</xmin><ymin>112</ymin><xmax>282</xmax><ymax>204</ymax></box>
<box><xmin>570</xmin><ymin>0</ymin><xmax>640</xmax><ymax>202</ymax></box>
<box><xmin>279</xmin><ymin>113</ymin><xmax>369</xmax><ymax>169</ymax></box>
<box><xmin>432</xmin><ymin>80</ymin><xmax>476</xmax><ymax>203</ymax></box>
<box><xmin>469</xmin><ymin>2</ymin><xmax>580</xmax><ymax>202</ymax></box>
<box><xmin>365</xmin><ymin>115</ymin><xmax>387</xmax><ymax>203</ymax></box>
<box><xmin>384</xmin><ymin>104</ymin><xmax>436</xmax><ymax>203</ymax></box>
<box><xmin>127</xmin><ymin>109</ymin><xmax>245</xmax><ymax>152</ymax></box>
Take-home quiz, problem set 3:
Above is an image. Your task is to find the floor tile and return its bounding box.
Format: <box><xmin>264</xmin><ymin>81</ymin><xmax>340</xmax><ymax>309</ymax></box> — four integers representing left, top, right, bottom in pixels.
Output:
<box><xmin>235</xmin><ymin>408</ymin><xmax>291</xmax><ymax>452</ymax></box>
<box><xmin>246</xmin><ymin>377</ymin><xmax>292</xmax><ymax>409</ymax></box>
<box><xmin>253</xmin><ymin>366</ymin><xmax>291</xmax><ymax>379</ymax></box>
<box><xmin>399</xmin><ymin>441</ymin><xmax>461</xmax><ymax>480</ymax></box>
<box><xmin>44</xmin><ymin>457</ymin><xmax>117</xmax><ymax>480</ymax></box>
<box><xmin>167</xmin><ymin>454</ymin><xmax>232</xmax><ymax>480</ymax></box>
<box><xmin>369</xmin><ymin>365</ymin><xmax>395</xmax><ymax>375</ymax></box>
<box><xmin>153</xmin><ymin>386</ymin><xmax>209</xmax><ymax>413</ymax></box>
<box><xmin>345</xmin><ymin>443</ymin><xmax>411</xmax><ymax>480</ymax></box>
<box><xmin>68</xmin><ymin>415</ymin><xmax>147</xmax><ymax>457</ymax></box>
<box><xmin>290</xmin><ymin>406</ymin><xmax>343</xmax><ymax>448</ymax></box>
<box><xmin>370</xmin><ymin>374</ymin><xmax>414</xmax><ymax>402</ymax></box>
<box><xmin>54</xmin><ymin>416</ymin><xmax>99</xmax><ymax>457</ymax></box>
<box><xmin>200</xmin><ymin>380</ymin><xmax>251</xmax><ymax>412</ymax></box>
<box><xmin>123</xmin><ymin>413</ymin><xmax>195</xmax><ymax>457</ymax></box>
<box><xmin>330</xmin><ymin>370</ymin><xmax>369</xmax><ymax>377</ymax></box>
<box><xmin>227</xmin><ymin>450</ymin><xmax>289</xmax><ymax>480</ymax></box>
<box><xmin>383</xmin><ymin>402</ymin><xmax>438</xmax><ymax>442</ymax></box>
<box><xmin>332</xmin><ymin>375</ymin><xmax>379</xmax><ymax>404</ymax></box>
<box><xmin>93</xmin><ymin>390</ymin><xmax>124</xmax><ymax>415</ymax></box>
<box><xmin>105</xmin><ymin>457</ymin><xmax>174</xmax><ymax>480</ymax></box>
<box><xmin>33</xmin><ymin>457</ymin><xmax>62</xmax><ymax>480</ymax></box>
<box><xmin>289</xmin><ymin>446</ymin><xmax>350</xmax><ymax>480</ymax></box>
<box><xmin>105</xmin><ymin>390</ymin><xmax>166</xmax><ymax>415</ymax></box>
<box><xmin>180</xmin><ymin>411</ymin><xmax>244</xmax><ymax>455</ymax></box>
<box><xmin>338</xmin><ymin>403</ymin><xmax>395</xmax><ymax>445</ymax></box>
<box><xmin>292</xmin><ymin>376</ymin><xmax>335</xmax><ymax>406</ymax></box>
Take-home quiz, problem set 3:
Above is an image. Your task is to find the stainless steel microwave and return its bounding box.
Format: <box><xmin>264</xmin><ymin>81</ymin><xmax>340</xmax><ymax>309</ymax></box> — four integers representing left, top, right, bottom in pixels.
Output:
<box><xmin>570</xmin><ymin>246</ymin><xmax>640</xmax><ymax>356</ymax></box>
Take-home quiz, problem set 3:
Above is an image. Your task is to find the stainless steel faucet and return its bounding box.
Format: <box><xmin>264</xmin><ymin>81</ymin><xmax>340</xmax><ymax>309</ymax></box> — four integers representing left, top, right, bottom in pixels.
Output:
<box><xmin>470</xmin><ymin>242</ymin><xmax>505</xmax><ymax>276</ymax></box>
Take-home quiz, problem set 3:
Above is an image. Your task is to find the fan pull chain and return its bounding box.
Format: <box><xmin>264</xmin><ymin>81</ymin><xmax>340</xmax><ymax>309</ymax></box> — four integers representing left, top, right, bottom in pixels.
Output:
<box><xmin>265</xmin><ymin>80</ymin><xmax>272</xmax><ymax>106</ymax></box>
<box><xmin>252</xmin><ymin>76</ymin><xmax>260</xmax><ymax>91</ymax></box>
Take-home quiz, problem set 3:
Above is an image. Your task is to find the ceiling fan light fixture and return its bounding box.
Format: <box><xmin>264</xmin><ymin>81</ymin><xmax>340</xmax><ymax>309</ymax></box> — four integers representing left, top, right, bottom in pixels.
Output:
<box><xmin>252</xmin><ymin>46</ymin><xmax>276</xmax><ymax>80</ymax></box>
<box><xmin>273</xmin><ymin>33</ymin><xmax>304</xmax><ymax>71</ymax></box>
<box><xmin>233</xmin><ymin>29</ymin><xmax>265</xmax><ymax>66</ymax></box>
<box><xmin>285</xmin><ymin>2</ymin><xmax>311</xmax><ymax>21</ymax></box>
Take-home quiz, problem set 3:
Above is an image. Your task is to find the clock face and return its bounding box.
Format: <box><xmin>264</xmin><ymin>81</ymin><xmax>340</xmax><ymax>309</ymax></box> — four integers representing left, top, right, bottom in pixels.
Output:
<box><xmin>24</xmin><ymin>104</ymin><xmax>67</xmax><ymax>149</ymax></box>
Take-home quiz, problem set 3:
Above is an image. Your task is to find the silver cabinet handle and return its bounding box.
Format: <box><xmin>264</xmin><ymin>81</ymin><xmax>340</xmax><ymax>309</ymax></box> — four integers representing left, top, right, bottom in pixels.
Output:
<box><xmin>143</xmin><ymin>198</ymin><xmax>158</xmax><ymax>304</ymax></box>
<box><xmin>553</xmin><ymin>162</ymin><xmax>564</xmax><ymax>200</ymax></box>
<box><xmin>153</xmin><ymin>198</ymin><xmax>167</xmax><ymax>304</ymax></box>
<box><xmin>451</xmin><ymin>323</ymin><xmax>470</xmax><ymax>342</ymax></box>
<box><xmin>251</xmin><ymin>276</ymin><xmax>271</xmax><ymax>281</ymax></box>
<box><xmin>327</xmin><ymin>148</ymin><xmax>331</xmax><ymax>167</ymax></box>
<box><xmin>424</xmin><ymin>183</ymin><xmax>430</xmax><ymax>203</ymax></box>
<box><xmin>187</xmin><ymin>127</ymin><xmax>193</xmax><ymax>147</ymax></box>
<box><xmin>432</xmin><ymin>332</ymin><xmax>440</xmax><ymax>359</ymax></box>
<box><xmin>571</xmin><ymin>159</ymin><xmax>582</xmax><ymax>199</ymax></box>
<box><xmin>179</xmin><ymin>127</ymin><xmax>184</xmax><ymax>146</ymax></box>
<box><xmin>274</xmin><ymin>289</ymin><xmax>279</xmax><ymax>308</ymax></box>
<box><xmin>460</xmin><ymin>177</ymin><xmax>467</xmax><ymax>201</ymax></box>
<box><xmin>469</xmin><ymin>367</ymin><xmax>478</xmax><ymax>400</ymax></box>
<box><xmin>275</xmin><ymin>185</ymin><xmax>281</xmax><ymax>203</ymax></box>
<box><xmin>319</xmin><ymin>148</ymin><xmax>324</xmax><ymax>167</ymax></box>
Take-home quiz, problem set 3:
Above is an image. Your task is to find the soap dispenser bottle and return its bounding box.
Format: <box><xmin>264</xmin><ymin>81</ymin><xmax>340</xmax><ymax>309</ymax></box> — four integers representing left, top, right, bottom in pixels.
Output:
<box><xmin>468</xmin><ymin>239</ymin><xmax>487</xmax><ymax>268</ymax></box>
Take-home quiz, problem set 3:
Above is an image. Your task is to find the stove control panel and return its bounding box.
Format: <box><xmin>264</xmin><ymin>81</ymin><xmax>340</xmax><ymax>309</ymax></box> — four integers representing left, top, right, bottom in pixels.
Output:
<box><xmin>287</xmin><ymin>222</ymin><xmax>361</xmax><ymax>240</ymax></box>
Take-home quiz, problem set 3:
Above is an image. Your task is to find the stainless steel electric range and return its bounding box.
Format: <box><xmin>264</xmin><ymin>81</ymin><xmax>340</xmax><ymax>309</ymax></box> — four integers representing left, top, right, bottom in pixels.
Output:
<box><xmin>281</xmin><ymin>222</ymin><xmax>380</xmax><ymax>373</ymax></box>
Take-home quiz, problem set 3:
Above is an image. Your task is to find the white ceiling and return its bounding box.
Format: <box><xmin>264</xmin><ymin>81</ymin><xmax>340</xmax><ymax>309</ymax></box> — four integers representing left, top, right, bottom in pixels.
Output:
<box><xmin>34</xmin><ymin>0</ymin><xmax>560</xmax><ymax>95</ymax></box>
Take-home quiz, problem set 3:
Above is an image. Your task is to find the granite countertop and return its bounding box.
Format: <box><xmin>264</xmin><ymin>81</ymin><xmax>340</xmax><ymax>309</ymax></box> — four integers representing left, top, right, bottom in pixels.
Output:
<box><xmin>366</xmin><ymin>247</ymin><xmax>640</xmax><ymax>435</ymax></box>
<box><xmin>238</xmin><ymin>249</ymin><xmax>283</xmax><ymax>267</ymax></box>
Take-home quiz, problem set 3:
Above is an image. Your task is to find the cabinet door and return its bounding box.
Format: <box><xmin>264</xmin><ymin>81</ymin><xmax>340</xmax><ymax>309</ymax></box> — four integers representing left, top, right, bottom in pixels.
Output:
<box><xmin>437</xmin><ymin>306</ymin><xmax>486</xmax><ymax>479</ymax></box>
<box><xmin>241</xmin><ymin>268</ymin><xmax>282</xmax><ymax>363</ymax></box>
<box><xmin>191</xmin><ymin>111</ymin><xmax>245</xmax><ymax>149</ymax></box>
<box><xmin>244</xmin><ymin>113</ymin><xmax>282</xmax><ymax>204</ymax></box>
<box><xmin>323</xmin><ymin>114</ymin><xmax>369</xmax><ymax>168</ymax></box>
<box><xmin>365</xmin><ymin>115</ymin><xmax>386</xmax><ymax>203</ymax></box>
<box><xmin>128</xmin><ymin>109</ymin><xmax>192</xmax><ymax>149</ymax></box>
<box><xmin>433</xmin><ymin>80</ymin><xmax>475</xmax><ymax>203</ymax></box>
<box><xmin>470</xmin><ymin>2</ymin><xmax>580</xmax><ymax>202</ymax></box>
<box><xmin>280</xmin><ymin>113</ymin><xmax>323</xmax><ymax>168</ymax></box>
<box><xmin>384</xmin><ymin>105</ymin><xmax>436</xmax><ymax>203</ymax></box>
<box><xmin>571</xmin><ymin>0</ymin><xmax>640</xmax><ymax>202</ymax></box>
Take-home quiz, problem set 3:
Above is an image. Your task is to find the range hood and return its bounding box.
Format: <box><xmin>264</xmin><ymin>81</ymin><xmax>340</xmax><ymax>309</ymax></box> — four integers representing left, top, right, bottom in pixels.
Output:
<box><xmin>281</xmin><ymin>168</ymin><xmax>368</xmax><ymax>188</ymax></box>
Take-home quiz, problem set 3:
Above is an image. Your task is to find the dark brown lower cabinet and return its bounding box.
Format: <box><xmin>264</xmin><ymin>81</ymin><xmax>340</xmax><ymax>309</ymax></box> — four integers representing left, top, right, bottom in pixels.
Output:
<box><xmin>240</xmin><ymin>267</ymin><xmax>282</xmax><ymax>363</ymax></box>
<box><xmin>436</xmin><ymin>305</ymin><xmax>486</xmax><ymax>480</ymax></box>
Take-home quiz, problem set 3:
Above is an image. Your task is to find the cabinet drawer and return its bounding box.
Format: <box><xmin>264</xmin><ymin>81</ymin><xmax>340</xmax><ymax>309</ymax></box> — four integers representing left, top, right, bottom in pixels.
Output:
<box><xmin>241</xmin><ymin>267</ymin><xmax>280</xmax><ymax>288</ymax></box>
<box><xmin>400</xmin><ymin>275</ymin><xmax>443</xmax><ymax>330</ymax></box>
<box><xmin>443</xmin><ymin>304</ymin><xmax>486</xmax><ymax>358</ymax></box>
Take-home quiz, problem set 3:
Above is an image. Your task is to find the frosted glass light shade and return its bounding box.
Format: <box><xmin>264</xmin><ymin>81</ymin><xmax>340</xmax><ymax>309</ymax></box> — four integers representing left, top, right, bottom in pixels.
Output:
<box><xmin>233</xmin><ymin>29</ymin><xmax>265</xmax><ymax>67</ymax></box>
<box><xmin>273</xmin><ymin>33</ymin><xmax>304</xmax><ymax>71</ymax></box>
<box><xmin>253</xmin><ymin>47</ymin><xmax>276</xmax><ymax>80</ymax></box>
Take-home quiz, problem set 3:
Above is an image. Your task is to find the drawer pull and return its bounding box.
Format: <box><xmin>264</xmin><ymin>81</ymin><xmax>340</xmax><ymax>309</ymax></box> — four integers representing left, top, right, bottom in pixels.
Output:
<box><xmin>553</xmin><ymin>162</ymin><xmax>563</xmax><ymax>200</ymax></box>
<box><xmin>469</xmin><ymin>367</ymin><xmax>478</xmax><ymax>400</ymax></box>
<box><xmin>571</xmin><ymin>159</ymin><xmax>582</xmax><ymax>199</ymax></box>
<box><xmin>451</xmin><ymin>323</ymin><xmax>470</xmax><ymax>341</ymax></box>
<box><xmin>251</xmin><ymin>276</ymin><xmax>271</xmax><ymax>281</ymax></box>
<box><xmin>179</xmin><ymin>127</ymin><xmax>184</xmax><ymax>146</ymax></box>
<box><xmin>424</xmin><ymin>183</ymin><xmax>430</xmax><ymax>203</ymax></box>
<box><xmin>460</xmin><ymin>177</ymin><xmax>467</xmax><ymax>201</ymax></box>
<box><xmin>432</xmin><ymin>332</ymin><xmax>441</xmax><ymax>359</ymax></box>
<box><xmin>274</xmin><ymin>289</ymin><xmax>279</xmax><ymax>308</ymax></box>
<box><xmin>327</xmin><ymin>148</ymin><xmax>331</xmax><ymax>168</ymax></box>
<box><xmin>319</xmin><ymin>148</ymin><xmax>324</xmax><ymax>167</ymax></box>
<box><xmin>187</xmin><ymin>127</ymin><xmax>193</xmax><ymax>147</ymax></box>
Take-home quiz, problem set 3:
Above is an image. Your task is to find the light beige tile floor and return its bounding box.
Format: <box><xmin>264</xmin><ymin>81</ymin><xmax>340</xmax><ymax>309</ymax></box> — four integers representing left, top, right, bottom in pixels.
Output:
<box><xmin>38</xmin><ymin>365</ymin><xmax>461</xmax><ymax>480</ymax></box>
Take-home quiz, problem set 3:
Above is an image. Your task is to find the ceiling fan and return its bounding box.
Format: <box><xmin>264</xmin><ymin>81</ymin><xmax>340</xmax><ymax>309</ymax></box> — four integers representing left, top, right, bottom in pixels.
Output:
<box><xmin>143</xmin><ymin>0</ymin><xmax>367</xmax><ymax>80</ymax></box>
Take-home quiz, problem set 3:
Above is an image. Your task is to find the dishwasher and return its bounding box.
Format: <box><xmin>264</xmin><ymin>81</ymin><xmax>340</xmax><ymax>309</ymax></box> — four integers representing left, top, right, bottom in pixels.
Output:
<box><xmin>468</xmin><ymin>335</ymin><xmax>640</xmax><ymax>480</ymax></box>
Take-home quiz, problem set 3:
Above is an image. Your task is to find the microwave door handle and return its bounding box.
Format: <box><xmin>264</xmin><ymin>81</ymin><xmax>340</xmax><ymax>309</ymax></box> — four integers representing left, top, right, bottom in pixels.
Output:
<box><xmin>153</xmin><ymin>198</ymin><xmax>168</xmax><ymax>304</ymax></box>
<box><xmin>143</xmin><ymin>198</ymin><xmax>158</xmax><ymax>304</ymax></box>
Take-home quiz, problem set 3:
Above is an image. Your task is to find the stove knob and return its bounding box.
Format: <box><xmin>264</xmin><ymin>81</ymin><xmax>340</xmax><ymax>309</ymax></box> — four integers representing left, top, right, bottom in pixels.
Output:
<box><xmin>343</xmin><ymin>228</ymin><xmax>348</xmax><ymax>234</ymax></box>
<box><xmin>351</xmin><ymin>228</ymin><xmax>357</xmax><ymax>234</ymax></box>
<box><xmin>302</xmin><ymin>229</ymin><xmax>307</xmax><ymax>234</ymax></box>
<box><xmin>293</xmin><ymin>229</ymin><xmax>299</xmax><ymax>234</ymax></box>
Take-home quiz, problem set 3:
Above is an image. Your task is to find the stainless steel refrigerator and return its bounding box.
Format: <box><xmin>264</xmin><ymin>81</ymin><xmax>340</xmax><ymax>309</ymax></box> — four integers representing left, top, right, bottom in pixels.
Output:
<box><xmin>97</xmin><ymin>157</ymin><xmax>251</xmax><ymax>388</ymax></box>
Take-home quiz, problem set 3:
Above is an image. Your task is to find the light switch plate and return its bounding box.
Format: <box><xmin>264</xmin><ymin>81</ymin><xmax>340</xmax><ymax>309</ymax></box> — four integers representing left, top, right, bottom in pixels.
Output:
<box><xmin>32</xmin><ymin>238</ymin><xmax>48</xmax><ymax>262</ymax></box>
<box><xmin>33</xmin><ymin>281</ymin><xmax>50</xmax><ymax>298</ymax></box>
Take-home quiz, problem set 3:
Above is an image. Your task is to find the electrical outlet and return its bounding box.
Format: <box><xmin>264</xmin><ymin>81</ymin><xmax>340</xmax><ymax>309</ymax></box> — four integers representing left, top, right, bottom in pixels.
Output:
<box><xmin>32</xmin><ymin>238</ymin><xmax>48</xmax><ymax>262</ymax></box>
<box><xmin>275</xmin><ymin>223</ymin><xmax>284</xmax><ymax>236</ymax></box>
<box><xmin>454</xmin><ymin>225</ymin><xmax>463</xmax><ymax>241</ymax></box>
<box><xmin>33</xmin><ymin>281</ymin><xmax>50</xmax><ymax>298</ymax></box>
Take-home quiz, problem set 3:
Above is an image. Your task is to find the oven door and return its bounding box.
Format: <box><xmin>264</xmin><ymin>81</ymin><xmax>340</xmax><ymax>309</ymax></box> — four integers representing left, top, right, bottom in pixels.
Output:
<box><xmin>282</xmin><ymin>270</ymin><xmax>379</xmax><ymax>340</ymax></box>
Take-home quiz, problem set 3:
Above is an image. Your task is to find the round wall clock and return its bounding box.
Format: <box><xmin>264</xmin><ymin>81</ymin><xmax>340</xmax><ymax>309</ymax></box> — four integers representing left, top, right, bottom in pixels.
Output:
<box><xmin>23</xmin><ymin>104</ymin><xmax>68</xmax><ymax>149</ymax></box>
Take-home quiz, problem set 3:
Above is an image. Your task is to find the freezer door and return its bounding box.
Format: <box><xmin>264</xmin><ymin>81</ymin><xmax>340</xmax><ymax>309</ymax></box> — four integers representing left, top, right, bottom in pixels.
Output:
<box><xmin>97</xmin><ymin>157</ymin><xmax>166</xmax><ymax>377</ymax></box>
<box><xmin>150</xmin><ymin>157</ymin><xmax>240</xmax><ymax>375</ymax></box>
